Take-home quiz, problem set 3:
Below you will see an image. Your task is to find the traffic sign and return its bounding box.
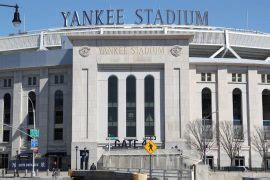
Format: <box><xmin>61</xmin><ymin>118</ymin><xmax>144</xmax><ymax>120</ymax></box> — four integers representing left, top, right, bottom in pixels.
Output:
<box><xmin>144</xmin><ymin>140</ymin><xmax>157</xmax><ymax>155</ymax></box>
<box><xmin>31</xmin><ymin>139</ymin><xmax>38</xmax><ymax>149</ymax></box>
<box><xmin>30</xmin><ymin>129</ymin><xmax>39</xmax><ymax>138</ymax></box>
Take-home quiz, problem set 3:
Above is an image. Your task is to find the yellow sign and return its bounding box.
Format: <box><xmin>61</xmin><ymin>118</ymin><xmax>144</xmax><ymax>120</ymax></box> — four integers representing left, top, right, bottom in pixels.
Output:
<box><xmin>144</xmin><ymin>140</ymin><xmax>157</xmax><ymax>155</ymax></box>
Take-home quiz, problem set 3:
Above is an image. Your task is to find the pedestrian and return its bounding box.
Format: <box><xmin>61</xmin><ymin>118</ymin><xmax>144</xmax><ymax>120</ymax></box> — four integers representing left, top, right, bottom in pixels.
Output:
<box><xmin>90</xmin><ymin>163</ymin><xmax>96</xmax><ymax>170</ymax></box>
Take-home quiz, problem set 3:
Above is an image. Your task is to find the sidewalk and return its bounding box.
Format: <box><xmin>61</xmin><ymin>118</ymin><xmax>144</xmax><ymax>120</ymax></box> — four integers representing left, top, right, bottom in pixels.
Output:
<box><xmin>0</xmin><ymin>171</ymin><xmax>71</xmax><ymax>179</ymax></box>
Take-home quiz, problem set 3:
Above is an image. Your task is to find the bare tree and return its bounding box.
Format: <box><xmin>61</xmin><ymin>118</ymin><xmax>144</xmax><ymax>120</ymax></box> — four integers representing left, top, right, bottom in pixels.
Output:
<box><xmin>185</xmin><ymin>119</ymin><xmax>216</xmax><ymax>163</ymax></box>
<box><xmin>219</xmin><ymin>121</ymin><xmax>244</xmax><ymax>166</ymax></box>
<box><xmin>251</xmin><ymin>126</ymin><xmax>269</xmax><ymax>170</ymax></box>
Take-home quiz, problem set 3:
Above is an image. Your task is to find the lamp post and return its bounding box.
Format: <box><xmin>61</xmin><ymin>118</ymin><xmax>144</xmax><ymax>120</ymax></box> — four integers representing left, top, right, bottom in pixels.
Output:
<box><xmin>0</xmin><ymin>4</ymin><xmax>21</xmax><ymax>26</ymax></box>
<box><xmin>28</xmin><ymin>97</ymin><xmax>36</xmax><ymax>177</ymax></box>
<box><xmin>75</xmin><ymin>146</ymin><xmax>78</xmax><ymax>170</ymax></box>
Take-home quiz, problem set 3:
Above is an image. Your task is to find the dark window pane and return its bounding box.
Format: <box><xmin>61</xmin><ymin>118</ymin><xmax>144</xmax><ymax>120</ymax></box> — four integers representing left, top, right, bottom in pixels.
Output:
<box><xmin>108</xmin><ymin>76</ymin><xmax>118</xmax><ymax>137</ymax></box>
<box><xmin>145</xmin><ymin>75</ymin><xmax>154</xmax><ymax>136</ymax></box>
<box><xmin>201</xmin><ymin>73</ymin><xmax>206</xmax><ymax>81</ymax></box>
<box><xmin>55</xmin><ymin>76</ymin><xmax>59</xmax><ymax>84</ymax></box>
<box><xmin>0</xmin><ymin>154</ymin><xmax>8</xmax><ymax>168</ymax></box>
<box><xmin>4</xmin><ymin>94</ymin><xmax>11</xmax><ymax>124</ymax></box>
<box><xmin>33</xmin><ymin>77</ymin><xmax>37</xmax><ymax>85</ymax></box>
<box><xmin>262</xmin><ymin>74</ymin><xmax>266</xmax><ymax>83</ymax></box>
<box><xmin>27</xmin><ymin>129</ymin><xmax>32</xmax><ymax>141</ymax></box>
<box><xmin>54</xmin><ymin>128</ymin><xmax>63</xmax><ymax>140</ymax></box>
<box><xmin>263</xmin><ymin>90</ymin><xmax>270</xmax><ymax>122</ymax></box>
<box><xmin>28</xmin><ymin>92</ymin><xmax>36</xmax><ymax>125</ymax></box>
<box><xmin>3</xmin><ymin>130</ymin><xmax>9</xmax><ymax>142</ymax></box>
<box><xmin>202</xmin><ymin>88</ymin><xmax>212</xmax><ymax>121</ymax></box>
<box><xmin>55</xmin><ymin>90</ymin><xmax>64</xmax><ymax>124</ymax></box>
<box><xmin>3</xmin><ymin>79</ymin><xmax>7</xmax><ymax>87</ymax></box>
<box><xmin>60</xmin><ymin>75</ymin><xmax>64</xmax><ymax>84</ymax></box>
<box><xmin>233</xmin><ymin>89</ymin><xmax>242</xmax><ymax>125</ymax></box>
<box><xmin>8</xmin><ymin>79</ymin><xmax>11</xmax><ymax>87</ymax></box>
<box><xmin>28</xmin><ymin>77</ymin><xmax>32</xmax><ymax>85</ymax></box>
<box><xmin>126</xmin><ymin>76</ymin><xmax>136</xmax><ymax>137</ymax></box>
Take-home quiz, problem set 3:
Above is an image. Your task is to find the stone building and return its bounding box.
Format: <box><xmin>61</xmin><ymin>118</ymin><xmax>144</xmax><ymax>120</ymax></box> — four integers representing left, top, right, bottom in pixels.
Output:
<box><xmin>0</xmin><ymin>25</ymin><xmax>269</xmax><ymax>170</ymax></box>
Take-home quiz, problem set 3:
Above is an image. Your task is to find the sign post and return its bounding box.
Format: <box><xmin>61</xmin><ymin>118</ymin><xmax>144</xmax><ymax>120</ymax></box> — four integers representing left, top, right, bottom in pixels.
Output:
<box><xmin>144</xmin><ymin>140</ymin><xmax>157</xmax><ymax>179</ymax></box>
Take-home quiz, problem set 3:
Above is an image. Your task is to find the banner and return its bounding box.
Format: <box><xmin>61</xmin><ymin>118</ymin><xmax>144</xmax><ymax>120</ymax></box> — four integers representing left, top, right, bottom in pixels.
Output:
<box><xmin>9</xmin><ymin>158</ymin><xmax>48</xmax><ymax>171</ymax></box>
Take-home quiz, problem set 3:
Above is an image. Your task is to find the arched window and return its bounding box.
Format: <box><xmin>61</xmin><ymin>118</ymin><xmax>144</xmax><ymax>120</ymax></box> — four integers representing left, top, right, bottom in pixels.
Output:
<box><xmin>126</xmin><ymin>75</ymin><xmax>136</xmax><ymax>137</ymax></box>
<box><xmin>202</xmin><ymin>88</ymin><xmax>212</xmax><ymax>122</ymax></box>
<box><xmin>145</xmin><ymin>75</ymin><xmax>155</xmax><ymax>136</ymax></box>
<box><xmin>233</xmin><ymin>89</ymin><xmax>242</xmax><ymax>125</ymax></box>
<box><xmin>28</xmin><ymin>91</ymin><xmax>36</xmax><ymax>125</ymax></box>
<box><xmin>108</xmin><ymin>76</ymin><xmax>118</xmax><ymax>137</ymax></box>
<box><xmin>262</xmin><ymin>89</ymin><xmax>270</xmax><ymax>125</ymax></box>
<box><xmin>3</xmin><ymin>94</ymin><xmax>11</xmax><ymax>124</ymax></box>
<box><xmin>55</xmin><ymin>90</ymin><xmax>63</xmax><ymax>124</ymax></box>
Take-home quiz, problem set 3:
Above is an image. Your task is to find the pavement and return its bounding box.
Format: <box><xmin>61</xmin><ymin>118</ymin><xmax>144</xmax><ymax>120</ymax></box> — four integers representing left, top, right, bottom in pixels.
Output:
<box><xmin>0</xmin><ymin>171</ymin><xmax>72</xmax><ymax>179</ymax></box>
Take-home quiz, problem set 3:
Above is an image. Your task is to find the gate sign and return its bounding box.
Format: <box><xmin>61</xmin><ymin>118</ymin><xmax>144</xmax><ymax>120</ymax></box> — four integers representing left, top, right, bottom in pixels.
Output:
<box><xmin>144</xmin><ymin>140</ymin><xmax>157</xmax><ymax>155</ymax></box>
<box><xmin>30</xmin><ymin>129</ymin><xmax>39</xmax><ymax>138</ymax></box>
<box><xmin>9</xmin><ymin>158</ymin><xmax>48</xmax><ymax>171</ymax></box>
<box><xmin>31</xmin><ymin>139</ymin><xmax>38</xmax><ymax>149</ymax></box>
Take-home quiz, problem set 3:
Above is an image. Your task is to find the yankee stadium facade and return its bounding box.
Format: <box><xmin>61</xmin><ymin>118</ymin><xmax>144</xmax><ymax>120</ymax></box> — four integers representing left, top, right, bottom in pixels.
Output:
<box><xmin>0</xmin><ymin>9</ymin><xmax>270</xmax><ymax>170</ymax></box>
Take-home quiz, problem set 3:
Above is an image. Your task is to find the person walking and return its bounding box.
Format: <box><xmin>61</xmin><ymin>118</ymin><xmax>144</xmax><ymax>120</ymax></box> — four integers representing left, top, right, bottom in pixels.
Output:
<box><xmin>90</xmin><ymin>163</ymin><xmax>96</xmax><ymax>170</ymax></box>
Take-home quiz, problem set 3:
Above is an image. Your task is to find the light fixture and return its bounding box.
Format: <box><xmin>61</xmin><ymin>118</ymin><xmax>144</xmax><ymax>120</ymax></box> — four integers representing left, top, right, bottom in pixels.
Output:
<box><xmin>12</xmin><ymin>4</ymin><xmax>21</xmax><ymax>27</ymax></box>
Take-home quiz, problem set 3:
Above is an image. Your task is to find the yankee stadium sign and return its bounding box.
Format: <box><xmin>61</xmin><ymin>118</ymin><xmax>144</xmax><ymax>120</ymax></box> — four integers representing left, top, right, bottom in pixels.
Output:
<box><xmin>61</xmin><ymin>9</ymin><xmax>208</xmax><ymax>27</ymax></box>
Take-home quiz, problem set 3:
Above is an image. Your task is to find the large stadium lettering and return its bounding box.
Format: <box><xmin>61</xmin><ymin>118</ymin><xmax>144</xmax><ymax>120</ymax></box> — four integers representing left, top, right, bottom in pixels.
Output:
<box><xmin>61</xmin><ymin>9</ymin><xmax>208</xmax><ymax>27</ymax></box>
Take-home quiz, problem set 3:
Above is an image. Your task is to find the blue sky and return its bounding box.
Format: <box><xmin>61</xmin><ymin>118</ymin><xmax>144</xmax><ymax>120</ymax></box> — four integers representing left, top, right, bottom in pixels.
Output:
<box><xmin>0</xmin><ymin>0</ymin><xmax>269</xmax><ymax>35</ymax></box>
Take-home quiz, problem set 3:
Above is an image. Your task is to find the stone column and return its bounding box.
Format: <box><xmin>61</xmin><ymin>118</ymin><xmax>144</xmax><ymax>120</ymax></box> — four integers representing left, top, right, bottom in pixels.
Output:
<box><xmin>11</xmin><ymin>71</ymin><xmax>22</xmax><ymax>157</ymax></box>
<box><xmin>38</xmin><ymin>69</ymin><xmax>49</xmax><ymax>155</ymax></box>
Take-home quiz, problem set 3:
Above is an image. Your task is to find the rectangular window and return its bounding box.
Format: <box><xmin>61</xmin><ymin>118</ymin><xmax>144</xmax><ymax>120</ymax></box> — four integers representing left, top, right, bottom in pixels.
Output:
<box><xmin>55</xmin><ymin>75</ymin><xmax>59</xmax><ymax>84</ymax></box>
<box><xmin>201</xmin><ymin>73</ymin><xmax>206</xmax><ymax>81</ymax></box>
<box><xmin>262</xmin><ymin>74</ymin><xmax>266</xmax><ymax>83</ymax></box>
<box><xmin>8</xmin><ymin>79</ymin><xmax>11</xmax><ymax>87</ymax></box>
<box><xmin>234</xmin><ymin>156</ymin><xmax>245</xmax><ymax>167</ymax></box>
<box><xmin>267</xmin><ymin>75</ymin><xmax>270</xmax><ymax>83</ymax></box>
<box><xmin>54</xmin><ymin>128</ymin><xmax>63</xmax><ymax>140</ymax></box>
<box><xmin>28</xmin><ymin>77</ymin><xmax>32</xmax><ymax>85</ymax></box>
<box><xmin>232</xmin><ymin>73</ymin><xmax>236</xmax><ymax>82</ymax></box>
<box><xmin>55</xmin><ymin>111</ymin><xmax>63</xmax><ymax>124</ymax></box>
<box><xmin>60</xmin><ymin>75</ymin><xmax>64</xmax><ymax>84</ymax></box>
<box><xmin>237</xmin><ymin>74</ymin><xmax>242</xmax><ymax>82</ymax></box>
<box><xmin>3</xmin><ymin>130</ymin><xmax>9</xmax><ymax>142</ymax></box>
<box><xmin>0</xmin><ymin>154</ymin><xmax>8</xmax><ymax>168</ymax></box>
<box><xmin>207</xmin><ymin>73</ymin><xmax>212</xmax><ymax>81</ymax></box>
<box><xmin>3</xmin><ymin>79</ymin><xmax>7</xmax><ymax>87</ymax></box>
<box><xmin>33</xmin><ymin>77</ymin><xmax>37</xmax><ymax>85</ymax></box>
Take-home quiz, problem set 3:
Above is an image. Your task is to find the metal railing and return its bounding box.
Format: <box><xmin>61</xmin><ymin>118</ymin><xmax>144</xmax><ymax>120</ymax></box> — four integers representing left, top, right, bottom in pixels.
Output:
<box><xmin>103</xmin><ymin>167</ymin><xmax>191</xmax><ymax>180</ymax></box>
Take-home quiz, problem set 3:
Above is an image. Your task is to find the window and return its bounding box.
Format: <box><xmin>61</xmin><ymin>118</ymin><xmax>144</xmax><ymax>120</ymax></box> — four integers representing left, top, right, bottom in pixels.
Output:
<box><xmin>234</xmin><ymin>156</ymin><xmax>245</xmax><ymax>167</ymax></box>
<box><xmin>207</xmin><ymin>73</ymin><xmax>211</xmax><ymax>81</ymax></box>
<box><xmin>54</xmin><ymin>128</ymin><xmax>63</xmax><ymax>140</ymax></box>
<box><xmin>108</xmin><ymin>76</ymin><xmax>118</xmax><ymax>137</ymax></box>
<box><xmin>55</xmin><ymin>76</ymin><xmax>59</xmax><ymax>84</ymax></box>
<box><xmin>60</xmin><ymin>75</ymin><xmax>64</xmax><ymax>84</ymax></box>
<box><xmin>54</xmin><ymin>75</ymin><xmax>64</xmax><ymax>84</ymax></box>
<box><xmin>28</xmin><ymin>92</ymin><xmax>36</xmax><ymax>125</ymax></box>
<box><xmin>201</xmin><ymin>73</ymin><xmax>212</xmax><ymax>82</ymax></box>
<box><xmin>126</xmin><ymin>75</ymin><xmax>136</xmax><ymax>137</ymax></box>
<box><xmin>55</xmin><ymin>90</ymin><xmax>63</xmax><ymax>124</ymax></box>
<box><xmin>145</xmin><ymin>75</ymin><xmax>155</xmax><ymax>136</ymax></box>
<box><xmin>262</xmin><ymin>74</ymin><xmax>266</xmax><ymax>83</ymax></box>
<box><xmin>28</xmin><ymin>77</ymin><xmax>37</xmax><ymax>86</ymax></box>
<box><xmin>202</xmin><ymin>88</ymin><xmax>212</xmax><ymax>121</ymax></box>
<box><xmin>0</xmin><ymin>154</ymin><xmax>8</xmax><ymax>168</ymax></box>
<box><xmin>233</xmin><ymin>89</ymin><xmax>242</xmax><ymax>125</ymax></box>
<box><xmin>206</xmin><ymin>156</ymin><xmax>214</xmax><ymax>169</ymax></box>
<box><xmin>3</xmin><ymin>94</ymin><xmax>11</xmax><ymax>124</ymax></box>
<box><xmin>3</xmin><ymin>79</ymin><xmax>11</xmax><ymax>87</ymax></box>
<box><xmin>262</xmin><ymin>89</ymin><xmax>270</xmax><ymax>139</ymax></box>
<box><xmin>232</xmin><ymin>73</ymin><xmax>236</xmax><ymax>82</ymax></box>
<box><xmin>202</xmin><ymin>88</ymin><xmax>213</xmax><ymax>139</ymax></box>
<box><xmin>268</xmin><ymin>75</ymin><xmax>270</xmax><ymax>83</ymax></box>
<box><xmin>201</xmin><ymin>73</ymin><xmax>206</xmax><ymax>81</ymax></box>
<box><xmin>232</xmin><ymin>73</ymin><xmax>242</xmax><ymax>82</ymax></box>
<box><xmin>3</xmin><ymin>130</ymin><xmax>9</xmax><ymax>142</ymax></box>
